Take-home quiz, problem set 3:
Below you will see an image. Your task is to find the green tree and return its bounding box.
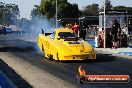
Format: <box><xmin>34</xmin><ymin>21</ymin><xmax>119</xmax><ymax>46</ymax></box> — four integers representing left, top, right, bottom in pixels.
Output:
<box><xmin>81</xmin><ymin>4</ymin><xmax>99</xmax><ymax>16</ymax></box>
<box><xmin>31</xmin><ymin>5</ymin><xmax>39</xmax><ymax>18</ymax></box>
<box><xmin>0</xmin><ymin>2</ymin><xmax>20</xmax><ymax>25</ymax></box>
<box><xmin>58</xmin><ymin>3</ymin><xmax>79</xmax><ymax>18</ymax></box>
<box><xmin>105</xmin><ymin>0</ymin><xmax>112</xmax><ymax>11</ymax></box>
<box><xmin>100</xmin><ymin>0</ymin><xmax>113</xmax><ymax>11</ymax></box>
<box><xmin>38</xmin><ymin>0</ymin><xmax>79</xmax><ymax>19</ymax></box>
<box><xmin>113</xmin><ymin>6</ymin><xmax>126</xmax><ymax>10</ymax></box>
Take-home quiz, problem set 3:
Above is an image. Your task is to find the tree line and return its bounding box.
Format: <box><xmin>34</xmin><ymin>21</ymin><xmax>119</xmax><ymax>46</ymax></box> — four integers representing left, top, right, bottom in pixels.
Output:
<box><xmin>1</xmin><ymin>0</ymin><xmax>132</xmax><ymax>26</ymax></box>
<box><xmin>0</xmin><ymin>2</ymin><xmax>20</xmax><ymax>25</ymax></box>
<box><xmin>31</xmin><ymin>0</ymin><xmax>132</xmax><ymax>19</ymax></box>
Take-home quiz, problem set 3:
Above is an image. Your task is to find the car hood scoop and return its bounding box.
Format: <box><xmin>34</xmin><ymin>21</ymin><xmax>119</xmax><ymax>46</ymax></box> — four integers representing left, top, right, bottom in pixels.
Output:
<box><xmin>61</xmin><ymin>41</ymin><xmax>85</xmax><ymax>53</ymax></box>
<box><xmin>68</xmin><ymin>41</ymin><xmax>80</xmax><ymax>44</ymax></box>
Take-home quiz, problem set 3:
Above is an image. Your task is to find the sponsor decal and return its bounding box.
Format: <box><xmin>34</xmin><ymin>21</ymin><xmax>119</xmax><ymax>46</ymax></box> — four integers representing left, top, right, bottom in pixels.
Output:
<box><xmin>77</xmin><ymin>65</ymin><xmax>130</xmax><ymax>84</ymax></box>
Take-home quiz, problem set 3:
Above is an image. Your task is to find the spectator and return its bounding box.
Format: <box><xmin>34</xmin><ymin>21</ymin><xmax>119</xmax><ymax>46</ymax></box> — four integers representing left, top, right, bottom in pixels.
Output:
<box><xmin>128</xmin><ymin>21</ymin><xmax>132</xmax><ymax>34</ymax></box>
<box><xmin>110</xmin><ymin>18</ymin><xmax>121</xmax><ymax>49</ymax></box>
<box><xmin>72</xmin><ymin>22</ymin><xmax>79</xmax><ymax>35</ymax></box>
<box><xmin>2</xmin><ymin>25</ymin><xmax>6</xmax><ymax>35</ymax></box>
<box><xmin>65</xmin><ymin>23</ymin><xmax>72</xmax><ymax>29</ymax></box>
<box><xmin>121</xmin><ymin>32</ymin><xmax>128</xmax><ymax>47</ymax></box>
<box><xmin>80</xmin><ymin>24</ymin><xmax>86</xmax><ymax>41</ymax></box>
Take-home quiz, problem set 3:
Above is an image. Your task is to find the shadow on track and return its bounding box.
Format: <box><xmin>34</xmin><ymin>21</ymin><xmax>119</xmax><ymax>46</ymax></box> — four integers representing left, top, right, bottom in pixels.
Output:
<box><xmin>0</xmin><ymin>39</ymin><xmax>36</xmax><ymax>52</ymax></box>
<box><xmin>0</xmin><ymin>47</ymin><xmax>35</xmax><ymax>52</ymax></box>
<box><xmin>95</xmin><ymin>53</ymin><xmax>116</xmax><ymax>63</ymax></box>
<box><xmin>54</xmin><ymin>54</ymin><xmax>116</xmax><ymax>63</ymax></box>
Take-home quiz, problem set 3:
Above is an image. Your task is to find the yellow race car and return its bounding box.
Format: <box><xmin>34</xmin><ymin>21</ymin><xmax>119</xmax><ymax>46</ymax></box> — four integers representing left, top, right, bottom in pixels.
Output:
<box><xmin>38</xmin><ymin>28</ymin><xmax>96</xmax><ymax>61</ymax></box>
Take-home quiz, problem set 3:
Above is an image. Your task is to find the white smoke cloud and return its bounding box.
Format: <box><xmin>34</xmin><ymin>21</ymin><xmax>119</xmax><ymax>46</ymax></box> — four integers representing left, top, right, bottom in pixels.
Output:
<box><xmin>28</xmin><ymin>16</ymin><xmax>55</xmax><ymax>36</ymax></box>
<box><xmin>27</xmin><ymin>16</ymin><xmax>56</xmax><ymax>53</ymax></box>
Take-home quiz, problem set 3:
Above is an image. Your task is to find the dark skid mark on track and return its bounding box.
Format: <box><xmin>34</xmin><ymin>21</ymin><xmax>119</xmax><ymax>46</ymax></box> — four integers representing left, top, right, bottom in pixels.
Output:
<box><xmin>60</xmin><ymin>60</ymin><xmax>91</xmax><ymax>63</ymax></box>
<box><xmin>95</xmin><ymin>53</ymin><xmax>116</xmax><ymax>63</ymax></box>
<box><xmin>0</xmin><ymin>46</ymin><xmax>35</xmax><ymax>52</ymax></box>
<box><xmin>9</xmin><ymin>48</ymin><xmax>132</xmax><ymax>88</ymax></box>
<box><xmin>0</xmin><ymin>39</ymin><xmax>36</xmax><ymax>52</ymax></box>
<box><xmin>61</xmin><ymin>53</ymin><xmax>116</xmax><ymax>63</ymax></box>
<box><xmin>0</xmin><ymin>35</ymin><xmax>132</xmax><ymax>88</ymax></box>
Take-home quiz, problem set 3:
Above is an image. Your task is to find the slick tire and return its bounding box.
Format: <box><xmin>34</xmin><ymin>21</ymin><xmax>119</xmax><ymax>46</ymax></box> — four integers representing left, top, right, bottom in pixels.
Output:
<box><xmin>49</xmin><ymin>55</ymin><xmax>53</xmax><ymax>61</ymax></box>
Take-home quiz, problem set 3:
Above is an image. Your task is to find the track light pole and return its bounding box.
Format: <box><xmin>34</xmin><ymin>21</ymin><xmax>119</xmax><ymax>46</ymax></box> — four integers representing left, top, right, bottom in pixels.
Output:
<box><xmin>104</xmin><ymin>0</ymin><xmax>106</xmax><ymax>48</ymax></box>
<box><xmin>56</xmin><ymin>0</ymin><xmax>58</xmax><ymax>28</ymax></box>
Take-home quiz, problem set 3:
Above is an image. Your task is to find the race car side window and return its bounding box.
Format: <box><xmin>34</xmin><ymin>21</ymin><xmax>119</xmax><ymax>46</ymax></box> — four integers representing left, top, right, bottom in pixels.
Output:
<box><xmin>51</xmin><ymin>32</ymin><xmax>56</xmax><ymax>40</ymax></box>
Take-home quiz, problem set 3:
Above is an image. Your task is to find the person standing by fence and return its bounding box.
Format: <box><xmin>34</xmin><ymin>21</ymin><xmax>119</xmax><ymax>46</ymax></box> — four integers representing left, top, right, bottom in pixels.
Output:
<box><xmin>72</xmin><ymin>22</ymin><xmax>79</xmax><ymax>35</ymax></box>
<box><xmin>79</xmin><ymin>24</ymin><xmax>87</xmax><ymax>41</ymax></box>
<box><xmin>110</xmin><ymin>18</ymin><xmax>121</xmax><ymax>49</ymax></box>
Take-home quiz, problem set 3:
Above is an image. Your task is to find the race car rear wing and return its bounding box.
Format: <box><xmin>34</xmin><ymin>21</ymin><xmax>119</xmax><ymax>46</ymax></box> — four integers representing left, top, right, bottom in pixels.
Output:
<box><xmin>45</xmin><ymin>33</ymin><xmax>52</xmax><ymax>36</ymax></box>
<box><xmin>41</xmin><ymin>29</ymin><xmax>52</xmax><ymax>36</ymax></box>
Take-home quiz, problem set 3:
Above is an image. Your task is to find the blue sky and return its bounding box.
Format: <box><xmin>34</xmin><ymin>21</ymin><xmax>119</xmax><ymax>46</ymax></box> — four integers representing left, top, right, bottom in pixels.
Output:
<box><xmin>0</xmin><ymin>0</ymin><xmax>131</xmax><ymax>19</ymax></box>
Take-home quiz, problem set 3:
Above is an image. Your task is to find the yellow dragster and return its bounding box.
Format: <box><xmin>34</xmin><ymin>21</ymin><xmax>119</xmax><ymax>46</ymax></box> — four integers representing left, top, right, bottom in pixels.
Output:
<box><xmin>38</xmin><ymin>28</ymin><xmax>96</xmax><ymax>61</ymax></box>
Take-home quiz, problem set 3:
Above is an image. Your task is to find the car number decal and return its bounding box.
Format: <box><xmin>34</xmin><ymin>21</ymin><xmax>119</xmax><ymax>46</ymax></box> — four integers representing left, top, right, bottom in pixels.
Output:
<box><xmin>46</xmin><ymin>41</ymin><xmax>49</xmax><ymax>49</ymax></box>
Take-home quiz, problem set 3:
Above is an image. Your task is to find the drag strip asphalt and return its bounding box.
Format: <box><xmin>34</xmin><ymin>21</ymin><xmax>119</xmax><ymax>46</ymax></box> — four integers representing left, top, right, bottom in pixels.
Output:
<box><xmin>0</xmin><ymin>34</ymin><xmax>132</xmax><ymax>88</ymax></box>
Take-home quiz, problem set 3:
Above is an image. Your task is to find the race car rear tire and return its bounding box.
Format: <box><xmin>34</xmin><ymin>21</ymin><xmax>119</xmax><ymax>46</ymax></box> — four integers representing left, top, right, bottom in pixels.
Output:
<box><xmin>42</xmin><ymin>44</ymin><xmax>49</xmax><ymax>59</ymax></box>
<box><xmin>49</xmin><ymin>54</ymin><xmax>53</xmax><ymax>61</ymax></box>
